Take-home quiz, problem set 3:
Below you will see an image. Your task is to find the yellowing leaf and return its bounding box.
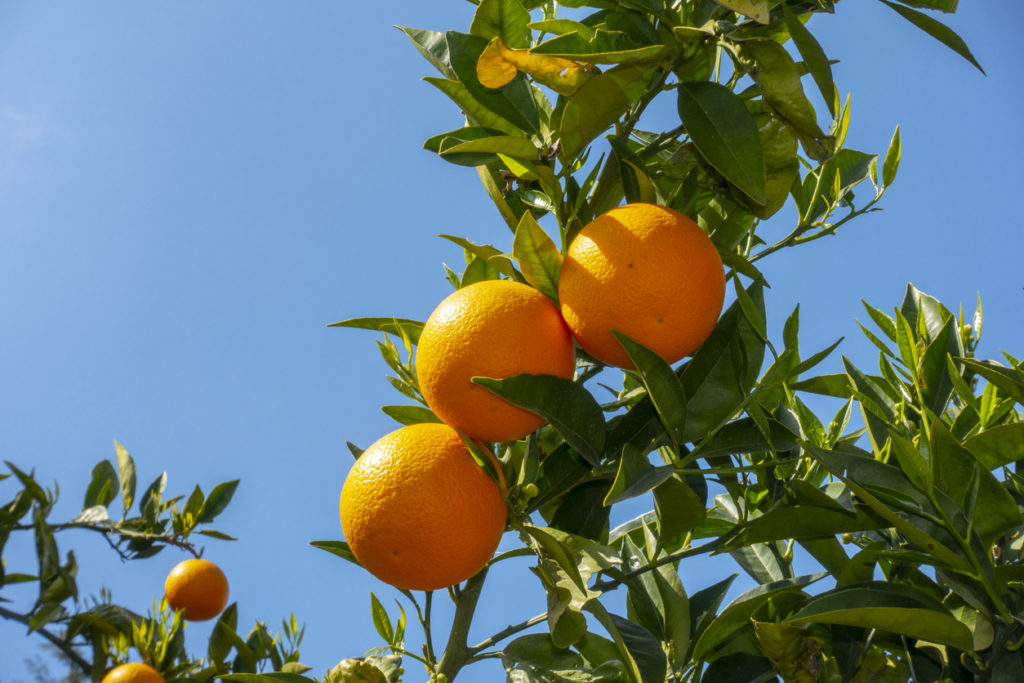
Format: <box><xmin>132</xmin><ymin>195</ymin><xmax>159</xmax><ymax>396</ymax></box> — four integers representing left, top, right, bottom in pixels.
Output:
<box><xmin>477</xmin><ymin>37</ymin><xmax>598</xmax><ymax>96</ymax></box>
<box><xmin>716</xmin><ymin>0</ymin><xmax>771</xmax><ymax>25</ymax></box>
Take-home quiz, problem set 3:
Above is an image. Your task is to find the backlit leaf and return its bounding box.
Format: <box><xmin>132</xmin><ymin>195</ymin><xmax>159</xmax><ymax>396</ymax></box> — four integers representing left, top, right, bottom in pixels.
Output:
<box><xmin>715</xmin><ymin>0</ymin><xmax>770</xmax><ymax>24</ymax></box>
<box><xmin>513</xmin><ymin>212</ymin><xmax>562</xmax><ymax>301</ymax></box>
<box><xmin>470</xmin><ymin>0</ymin><xmax>531</xmax><ymax>49</ymax></box>
<box><xmin>561</xmin><ymin>65</ymin><xmax>650</xmax><ymax>160</ymax></box>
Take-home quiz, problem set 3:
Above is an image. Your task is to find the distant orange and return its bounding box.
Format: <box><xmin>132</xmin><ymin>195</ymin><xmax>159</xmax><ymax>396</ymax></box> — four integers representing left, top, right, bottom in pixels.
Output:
<box><xmin>339</xmin><ymin>423</ymin><xmax>507</xmax><ymax>591</ymax></box>
<box><xmin>416</xmin><ymin>279</ymin><xmax>575</xmax><ymax>442</ymax></box>
<box><xmin>558</xmin><ymin>202</ymin><xmax>725</xmax><ymax>368</ymax></box>
<box><xmin>101</xmin><ymin>663</ymin><xmax>163</xmax><ymax>683</ymax></box>
<box><xmin>164</xmin><ymin>558</ymin><xmax>229</xmax><ymax>621</ymax></box>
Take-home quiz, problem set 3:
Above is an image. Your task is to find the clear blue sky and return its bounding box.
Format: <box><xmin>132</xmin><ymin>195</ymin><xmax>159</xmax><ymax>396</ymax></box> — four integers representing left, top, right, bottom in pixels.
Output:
<box><xmin>1</xmin><ymin>1</ymin><xmax>1021</xmax><ymax>681</ymax></box>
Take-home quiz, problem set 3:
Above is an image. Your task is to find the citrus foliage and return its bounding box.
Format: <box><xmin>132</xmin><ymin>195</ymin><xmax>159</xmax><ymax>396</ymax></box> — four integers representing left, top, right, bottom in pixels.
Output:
<box><xmin>2</xmin><ymin>1</ymin><xmax>1017</xmax><ymax>683</ymax></box>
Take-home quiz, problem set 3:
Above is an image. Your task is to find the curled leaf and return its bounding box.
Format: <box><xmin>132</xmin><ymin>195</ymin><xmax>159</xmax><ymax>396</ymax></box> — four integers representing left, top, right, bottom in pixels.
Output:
<box><xmin>477</xmin><ymin>37</ymin><xmax>598</xmax><ymax>96</ymax></box>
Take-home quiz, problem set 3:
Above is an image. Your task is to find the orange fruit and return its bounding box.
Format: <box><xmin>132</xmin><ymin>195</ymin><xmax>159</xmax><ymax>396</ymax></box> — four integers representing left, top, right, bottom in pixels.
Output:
<box><xmin>339</xmin><ymin>423</ymin><xmax>507</xmax><ymax>591</ymax></box>
<box><xmin>416</xmin><ymin>279</ymin><xmax>575</xmax><ymax>443</ymax></box>
<box><xmin>164</xmin><ymin>558</ymin><xmax>229</xmax><ymax>621</ymax></box>
<box><xmin>557</xmin><ymin>202</ymin><xmax>725</xmax><ymax>369</ymax></box>
<box><xmin>101</xmin><ymin>663</ymin><xmax>164</xmax><ymax>683</ymax></box>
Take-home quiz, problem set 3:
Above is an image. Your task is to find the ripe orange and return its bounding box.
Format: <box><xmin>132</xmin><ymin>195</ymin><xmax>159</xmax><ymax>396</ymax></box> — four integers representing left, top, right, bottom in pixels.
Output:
<box><xmin>557</xmin><ymin>202</ymin><xmax>725</xmax><ymax>369</ymax></box>
<box><xmin>164</xmin><ymin>558</ymin><xmax>229</xmax><ymax>621</ymax></box>
<box><xmin>101</xmin><ymin>663</ymin><xmax>164</xmax><ymax>683</ymax></box>
<box><xmin>339</xmin><ymin>423</ymin><xmax>507</xmax><ymax>591</ymax></box>
<box><xmin>416</xmin><ymin>279</ymin><xmax>575</xmax><ymax>443</ymax></box>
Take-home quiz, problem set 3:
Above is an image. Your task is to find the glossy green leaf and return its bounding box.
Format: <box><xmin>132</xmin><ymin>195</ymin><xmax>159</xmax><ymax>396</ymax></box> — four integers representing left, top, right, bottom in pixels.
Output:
<box><xmin>728</xmin><ymin>506</ymin><xmax>882</xmax><ymax>547</ymax></box>
<box><xmin>677</xmin><ymin>81</ymin><xmax>766</xmax><ymax>205</ymax></box>
<box><xmin>652</xmin><ymin>564</ymin><xmax>690</xmax><ymax>669</ymax></box>
<box><xmin>473</xmin><ymin>373</ymin><xmax>606</xmax><ymax>464</ymax></box>
<box><xmin>604</xmin><ymin>446</ymin><xmax>673</xmax><ymax>506</ymax></box>
<box><xmin>750</xmin><ymin>108</ymin><xmax>800</xmax><ymax>219</ymax></box>
<box><xmin>447</xmin><ymin>31</ymin><xmax>540</xmax><ymax>133</ymax></box>
<box><xmin>503</xmin><ymin>633</ymin><xmax>585</xmax><ymax>671</ymax></box>
<box><xmin>425</xmin><ymin>76</ymin><xmax>524</xmax><ymax>136</ymax></box>
<box><xmin>440</xmin><ymin>135</ymin><xmax>539</xmax><ymax>166</ymax></box>
<box><xmin>470</xmin><ymin>0</ymin><xmax>531</xmax><ymax>49</ymax></box>
<box><xmin>327</xmin><ymin>317</ymin><xmax>424</xmax><ymax>345</ymax></box>
<box><xmin>531</xmin><ymin>30</ymin><xmax>669</xmax><ymax>64</ymax></box>
<box><xmin>931</xmin><ymin>422</ymin><xmax>1022</xmax><ymax>543</ymax></box>
<box><xmin>692</xmin><ymin>573</ymin><xmax>827</xmax><ymax>659</ymax></box>
<box><xmin>958</xmin><ymin>358</ymin><xmax>1024</xmax><ymax>405</ymax></box>
<box><xmin>802</xmin><ymin>149</ymin><xmax>878</xmax><ymax>223</ymax></box>
<box><xmin>614</xmin><ymin>331</ymin><xmax>687</xmax><ymax>445</ymax></box>
<box><xmin>513</xmin><ymin>212</ymin><xmax>562</xmax><ymax>301</ymax></box>
<box><xmin>560</xmin><ymin>65</ymin><xmax>649</xmax><ymax>160</ymax></box>
<box><xmin>369</xmin><ymin>592</ymin><xmax>394</xmax><ymax>645</ymax></box>
<box><xmin>397</xmin><ymin>26</ymin><xmax>455</xmax><ymax>78</ymax></box>
<box><xmin>680</xmin><ymin>280</ymin><xmax>766</xmax><ymax>443</ymax></box>
<box><xmin>692</xmin><ymin>417</ymin><xmax>797</xmax><ymax>458</ymax></box>
<box><xmin>439</xmin><ymin>234</ymin><xmax>518</xmax><ymax>278</ymax></box>
<box><xmin>785</xmin><ymin>582</ymin><xmax>973</xmax><ymax>650</ymax></box>
<box><xmin>919</xmin><ymin>316</ymin><xmax>957</xmax><ymax>415</ymax></box>
<box><xmin>783</xmin><ymin>5</ymin><xmax>837</xmax><ymax>117</ymax></box>
<box><xmin>197</xmin><ymin>480</ymin><xmax>239</xmax><ymax>524</ymax></box>
<box><xmin>879</xmin><ymin>0</ymin><xmax>984</xmax><ymax>74</ymax></box>
<box><xmin>963</xmin><ymin>423</ymin><xmax>1024</xmax><ymax>469</ymax></box>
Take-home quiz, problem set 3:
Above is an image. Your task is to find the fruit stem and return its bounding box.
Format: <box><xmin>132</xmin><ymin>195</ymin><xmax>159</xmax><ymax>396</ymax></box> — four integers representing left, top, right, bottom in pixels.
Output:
<box><xmin>435</xmin><ymin>569</ymin><xmax>488</xmax><ymax>681</ymax></box>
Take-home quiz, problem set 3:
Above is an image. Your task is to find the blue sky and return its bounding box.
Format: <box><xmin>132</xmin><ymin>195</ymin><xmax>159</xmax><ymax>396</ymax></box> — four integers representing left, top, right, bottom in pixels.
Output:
<box><xmin>1</xmin><ymin>1</ymin><xmax>1021</xmax><ymax>682</ymax></box>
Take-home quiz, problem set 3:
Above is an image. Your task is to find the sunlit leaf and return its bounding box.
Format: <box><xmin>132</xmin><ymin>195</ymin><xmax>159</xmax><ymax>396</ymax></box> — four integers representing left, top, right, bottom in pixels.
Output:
<box><xmin>478</xmin><ymin>37</ymin><xmax>597</xmax><ymax>95</ymax></box>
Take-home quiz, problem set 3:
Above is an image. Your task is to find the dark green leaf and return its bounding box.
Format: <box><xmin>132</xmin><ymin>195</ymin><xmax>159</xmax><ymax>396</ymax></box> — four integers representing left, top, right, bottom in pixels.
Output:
<box><xmin>614</xmin><ymin>331</ymin><xmax>687</xmax><ymax>445</ymax></box>
<box><xmin>446</xmin><ymin>31</ymin><xmax>539</xmax><ymax>133</ymax></box>
<box><xmin>470</xmin><ymin>0</ymin><xmax>531</xmax><ymax>49</ymax></box>
<box><xmin>959</xmin><ymin>358</ymin><xmax>1024</xmax><ymax>405</ymax></box>
<box><xmin>474</xmin><ymin>373</ymin><xmax>606</xmax><ymax>465</ymax></box>
<box><xmin>783</xmin><ymin>5</ymin><xmax>836</xmax><ymax>117</ymax></box>
<box><xmin>653</xmin><ymin>474</ymin><xmax>706</xmax><ymax>547</ymax></box>
<box><xmin>532</xmin><ymin>30</ymin><xmax>669</xmax><ymax>64</ymax></box>
<box><xmin>879</xmin><ymin>0</ymin><xmax>984</xmax><ymax>74</ymax></box>
<box><xmin>84</xmin><ymin>460</ymin><xmax>118</xmax><ymax>509</ymax></box>
<box><xmin>786</xmin><ymin>582</ymin><xmax>973</xmax><ymax>650</ymax></box>
<box><xmin>693</xmin><ymin>417</ymin><xmax>797</xmax><ymax>458</ymax></box>
<box><xmin>677</xmin><ymin>81</ymin><xmax>766</xmax><ymax>205</ymax></box>
<box><xmin>197</xmin><ymin>480</ymin><xmax>239</xmax><ymax>525</ymax></box>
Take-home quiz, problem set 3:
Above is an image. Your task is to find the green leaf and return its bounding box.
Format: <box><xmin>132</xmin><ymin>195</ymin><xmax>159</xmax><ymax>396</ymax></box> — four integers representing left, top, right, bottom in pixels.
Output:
<box><xmin>424</xmin><ymin>76</ymin><xmax>524</xmax><ymax>137</ymax></box>
<box><xmin>513</xmin><ymin>212</ymin><xmax>562</xmax><ymax>301</ymax></box>
<box><xmin>197</xmin><ymin>480</ymin><xmax>239</xmax><ymax>525</ymax></box>
<box><xmin>560</xmin><ymin>65</ymin><xmax>650</xmax><ymax>160</ymax></box>
<box><xmin>958</xmin><ymin>358</ymin><xmax>1024</xmax><ymax>405</ymax></box>
<box><xmin>883</xmin><ymin>125</ymin><xmax>901</xmax><ymax>187</ymax></box>
<box><xmin>894</xmin><ymin>0</ymin><xmax>959</xmax><ymax>11</ymax></box>
<box><xmin>531</xmin><ymin>30</ymin><xmax>669</xmax><ymax>65</ymax></box>
<box><xmin>220</xmin><ymin>675</ymin><xmax>317</xmax><ymax>683</ymax></box>
<box><xmin>692</xmin><ymin>417</ymin><xmax>797</xmax><ymax>458</ymax></box>
<box><xmin>879</xmin><ymin>0</ymin><xmax>984</xmax><ymax>74</ymax></box>
<box><xmin>750</xmin><ymin>109</ymin><xmax>799</xmax><ymax>219</ymax></box>
<box><xmin>715</xmin><ymin>0</ymin><xmax>770</xmax><ymax>24</ymax></box>
<box><xmin>651</xmin><ymin>565</ymin><xmax>690</xmax><ymax>669</ymax></box>
<box><xmin>802</xmin><ymin>149</ymin><xmax>878</xmax><ymax>223</ymax></box>
<box><xmin>328</xmin><ymin>317</ymin><xmax>424</xmax><ymax>345</ymax></box>
<box><xmin>473</xmin><ymin>373</ymin><xmax>606</xmax><ymax>465</ymax></box>
<box><xmin>308</xmin><ymin>540</ymin><xmax>361</xmax><ymax>567</ymax></box>
<box><xmin>677</xmin><ymin>81</ymin><xmax>766</xmax><ymax>205</ymax></box>
<box><xmin>728</xmin><ymin>505</ymin><xmax>881</xmax><ymax>547</ymax></box>
<box><xmin>692</xmin><ymin>573</ymin><xmax>828</xmax><ymax>659</ymax></box>
<box><xmin>739</xmin><ymin>38</ymin><xmax>832</xmax><ymax>160</ymax></box>
<box><xmin>653</xmin><ymin>474</ymin><xmax>706</xmax><ymax>546</ymax></box>
<box><xmin>470</xmin><ymin>0</ymin><xmax>531</xmax><ymax>49</ymax></box>
<box><xmin>680</xmin><ymin>280</ymin><xmax>766</xmax><ymax>443</ymax></box>
<box><xmin>783</xmin><ymin>5</ymin><xmax>837</xmax><ymax>117</ymax></box>
<box><xmin>397</xmin><ymin>26</ymin><xmax>455</xmax><ymax>79</ymax></box>
<box><xmin>785</xmin><ymin>582</ymin><xmax>973</xmax><ymax>651</ymax></box>
<box><xmin>381</xmin><ymin>404</ymin><xmax>442</xmax><ymax>426</ymax></box>
<box><xmin>963</xmin><ymin>423</ymin><xmax>1024</xmax><ymax>469</ymax></box>
<box><xmin>931</xmin><ymin>422</ymin><xmax>1022</xmax><ymax>543</ymax></box>
<box><xmin>84</xmin><ymin>460</ymin><xmax>118</xmax><ymax>509</ymax></box>
<box><xmin>113</xmin><ymin>442</ymin><xmax>136</xmax><ymax>513</ymax></box>
<box><xmin>919</xmin><ymin>316</ymin><xmax>957</xmax><ymax>415</ymax></box>
<box><xmin>447</xmin><ymin>31</ymin><xmax>540</xmax><ymax>133</ymax></box>
<box><xmin>369</xmin><ymin>592</ymin><xmax>394</xmax><ymax>645</ymax></box>
<box><xmin>504</xmin><ymin>633</ymin><xmax>585</xmax><ymax>670</ymax></box>
<box><xmin>604</xmin><ymin>446</ymin><xmax>673</xmax><ymax>506</ymax></box>
<box><xmin>614</xmin><ymin>331</ymin><xmax>687</xmax><ymax>446</ymax></box>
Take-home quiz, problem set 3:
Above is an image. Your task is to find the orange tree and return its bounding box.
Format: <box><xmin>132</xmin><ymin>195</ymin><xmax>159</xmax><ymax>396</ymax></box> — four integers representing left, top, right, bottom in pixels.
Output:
<box><xmin>5</xmin><ymin>1</ymin><xmax>1023</xmax><ymax>682</ymax></box>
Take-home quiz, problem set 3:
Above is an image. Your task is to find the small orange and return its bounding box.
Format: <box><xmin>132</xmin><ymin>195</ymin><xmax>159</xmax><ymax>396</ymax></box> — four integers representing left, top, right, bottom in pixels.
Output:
<box><xmin>164</xmin><ymin>558</ymin><xmax>229</xmax><ymax>621</ymax></box>
<box><xmin>339</xmin><ymin>423</ymin><xmax>507</xmax><ymax>591</ymax></box>
<box><xmin>415</xmin><ymin>279</ymin><xmax>575</xmax><ymax>443</ymax></box>
<box><xmin>558</xmin><ymin>202</ymin><xmax>725</xmax><ymax>368</ymax></box>
<box><xmin>101</xmin><ymin>663</ymin><xmax>164</xmax><ymax>683</ymax></box>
